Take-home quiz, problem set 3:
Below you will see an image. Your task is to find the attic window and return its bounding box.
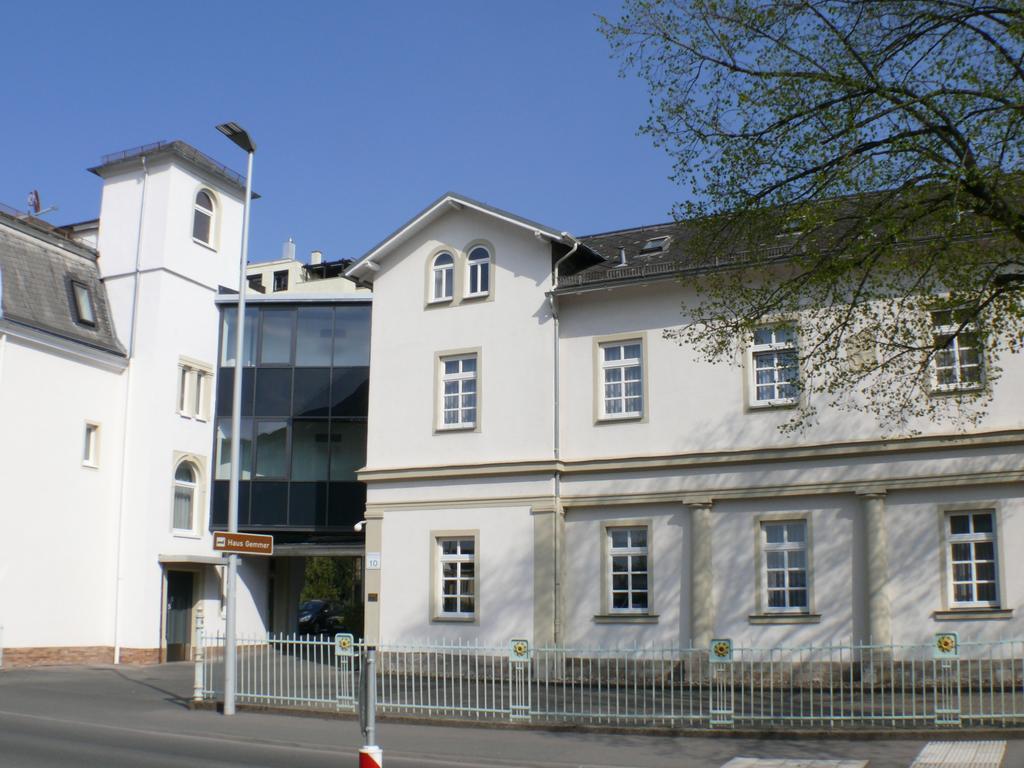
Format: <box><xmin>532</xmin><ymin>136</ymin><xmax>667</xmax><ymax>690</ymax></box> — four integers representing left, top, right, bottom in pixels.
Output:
<box><xmin>71</xmin><ymin>281</ymin><xmax>96</xmax><ymax>326</ymax></box>
<box><xmin>638</xmin><ymin>236</ymin><xmax>670</xmax><ymax>255</ymax></box>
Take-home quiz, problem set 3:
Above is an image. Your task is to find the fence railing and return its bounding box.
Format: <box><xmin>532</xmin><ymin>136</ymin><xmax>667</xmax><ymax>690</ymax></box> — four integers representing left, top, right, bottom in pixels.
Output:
<box><xmin>196</xmin><ymin>630</ymin><xmax>1024</xmax><ymax>730</ymax></box>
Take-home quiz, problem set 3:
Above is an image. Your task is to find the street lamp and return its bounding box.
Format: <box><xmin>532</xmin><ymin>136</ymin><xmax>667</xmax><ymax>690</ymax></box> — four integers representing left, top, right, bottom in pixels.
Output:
<box><xmin>216</xmin><ymin>122</ymin><xmax>255</xmax><ymax>717</ymax></box>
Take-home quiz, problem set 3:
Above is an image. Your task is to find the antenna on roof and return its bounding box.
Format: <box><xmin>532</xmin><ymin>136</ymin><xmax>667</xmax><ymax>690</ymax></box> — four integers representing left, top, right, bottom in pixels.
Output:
<box><xmin>24</xmin><ymin>190</ymin><xmax>58</xmax><ymax>219</ymax></box>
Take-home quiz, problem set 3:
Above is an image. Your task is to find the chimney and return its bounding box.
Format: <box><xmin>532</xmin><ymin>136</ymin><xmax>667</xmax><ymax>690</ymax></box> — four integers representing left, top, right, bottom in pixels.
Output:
<box><xmin>310</xmin><ymin>250</ymin><xmax>323</xmax><ymax>265</ymax></box>
<box><xmin>617</xmin><ymin>246</ymin><xmax>627</xmax><ymax>268</ymax></box>
<box><xmin>282</xmin><ymin>238</ymin><xmax>296</xmax><ymax>261</ymax></box>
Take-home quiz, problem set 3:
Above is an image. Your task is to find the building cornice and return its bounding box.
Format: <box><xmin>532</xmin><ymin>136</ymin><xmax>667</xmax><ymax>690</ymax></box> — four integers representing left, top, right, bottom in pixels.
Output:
<box><xmin>358</xmin><ymin>428</ymin><xmax>1024</xmax><ymax>483</ymax></box>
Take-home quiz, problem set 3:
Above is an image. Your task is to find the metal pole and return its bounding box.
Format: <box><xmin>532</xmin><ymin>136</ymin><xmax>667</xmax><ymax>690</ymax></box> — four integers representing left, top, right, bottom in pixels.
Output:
<box><xmin>359</xmin><ymin>647</ymin><xmax>382</xmax><ymax>767</ymax></box>
<box><xmin>224</xmin><ymin>148</ymin><xmax>254</xmax><ymax>716</ymax></box>
<box><xmin>193</xmin><ymin>606</ymin><xmax>205</xmax><ymax>703</ymax></box>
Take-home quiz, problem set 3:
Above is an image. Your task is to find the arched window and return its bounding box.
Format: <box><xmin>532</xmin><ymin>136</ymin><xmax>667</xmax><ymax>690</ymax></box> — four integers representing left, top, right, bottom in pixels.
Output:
<box><xmin>431</xmin><ymin>252</ymin><xmax>454</xmax><ymax>301</ymax></box>
<box><xmin>192</xmin><ymin>190</ymin><xmax>215</xmax><ymax>246</ymax></box>
<box><xmin>173</xmin><ymin>461</ymin><xmax>197</xmax><ymax>532</ymax></box>
<box><xmin>466</xmin><ymin>246</ymin><xmax>491</xmax><ymax>297</ymax></box>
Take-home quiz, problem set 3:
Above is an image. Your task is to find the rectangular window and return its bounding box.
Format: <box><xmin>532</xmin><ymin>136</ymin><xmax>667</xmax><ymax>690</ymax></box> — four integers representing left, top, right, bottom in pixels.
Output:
<box><xmin>71</xmin><ymin>281</ymin><xmax>96</xmax><ymax>326</ymax></box>
<box><xmin>761</xmin><ymin>520</ymin><xmax>808</xmax><ymax>612</ymax></box>
<box><xmin>273</xmin><ymin>270</ymin><xmax>289</xmax><ymax>292</ymax></box>
<box><xmin>608</xmin><ymin>526</ymin><xmax>649</xmax><ymax>613</ymax></box>
<box><xmin>440</xmin><ymin>354</ymin><xmax>477</xmax><ymax>429</ymax></box>
<box><xmin>247</xmin><ymin>274</ymin><xmax>264</xmax><ymax>292</ymax></box>
<box><xmin>931</xmin><ymin>309</ymin><xmax>983</xmax><ymax>391</ymax></box>
<box><xmin>600</xmin><ymin>340</ymin><xmax>643</xmax><ymax>419</ymax></box>
<box><xmin>947</xmin><ymin>511</ymin><xmax>999</xmax><ymax>607</ymax></box>
<box><xmin>750</xmin><ymin>326</ymin><xmax>798</xmax><ymax>406</ymax></box>
<box><xmin>437</xmin><ymin>537</ymin><xmax>475</xmax><ymax>618</ymax></box>
<box><xmin>82</xmin><ymin>423</ymin><xmax>99</xmax><ymax>467</ymax></box>
<box><xmin>177</xmin><ymin>361</ymin><xmax>212</xmax><ymax>420</ymax></box>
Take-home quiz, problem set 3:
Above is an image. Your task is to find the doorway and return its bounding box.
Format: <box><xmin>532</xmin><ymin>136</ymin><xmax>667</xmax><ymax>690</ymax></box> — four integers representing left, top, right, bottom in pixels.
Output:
<box><xmin>165</xmin><ymin>570</ymin><xmax>194</xmax><ymax>661</ymax></box>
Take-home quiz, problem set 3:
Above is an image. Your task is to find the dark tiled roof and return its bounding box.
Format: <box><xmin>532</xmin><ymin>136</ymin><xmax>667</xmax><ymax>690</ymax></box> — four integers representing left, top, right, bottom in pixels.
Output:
<box><xmin>0</xmin><ymin>211</ymin><xmax>125</xmax><ymax>356</ymax></box>
<box><xmin>563</xmin><ymin>221</ymin><xmax>705</xmax><ymax>289</ymax></box>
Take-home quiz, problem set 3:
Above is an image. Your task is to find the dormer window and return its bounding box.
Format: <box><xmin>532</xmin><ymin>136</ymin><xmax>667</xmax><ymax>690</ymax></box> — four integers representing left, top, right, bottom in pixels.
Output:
<box><xmin>466</xmin><ymin>246</ymin><xmax>491</xmax><ymax>297</ymax></box>
<box><xmin>639</xmin><ymin>236</ymin><xmax>670</xmax><ymax>255</ymax></box>
<box><xmin>70</xmin><ymin>281</ymin><xmax>96</xmax><ymax>326</ymax></box>
<box><xmin>193</xmin><ymin>190</ymin><xmax>215</xmax><ymax>247</ymax></box>
<box><xmin>431</xmin><ymin>252</ymin><xmax>454</xmax><ymax>302</ymax></box>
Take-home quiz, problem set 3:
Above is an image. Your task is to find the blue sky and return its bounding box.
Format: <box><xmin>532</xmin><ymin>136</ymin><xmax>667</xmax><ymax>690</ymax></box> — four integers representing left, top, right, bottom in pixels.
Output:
<box><xmin>1</xmin><ymin>2</ymin><xmax>682</xmax><ymax>264</ymax></box>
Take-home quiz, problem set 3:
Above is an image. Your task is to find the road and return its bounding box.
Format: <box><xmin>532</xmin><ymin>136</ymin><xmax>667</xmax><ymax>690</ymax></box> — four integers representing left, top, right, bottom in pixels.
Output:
<box><xmin>0</xmin><ymin>663</ymin><xmax>1018</xmax><ymax>767</ymax></box>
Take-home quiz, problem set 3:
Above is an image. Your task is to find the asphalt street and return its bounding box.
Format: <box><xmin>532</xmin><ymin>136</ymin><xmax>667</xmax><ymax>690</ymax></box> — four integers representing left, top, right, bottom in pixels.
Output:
<box><xmin>0</xmin><ymin>663</ymin><xmax>1020</xmax><ymax>767</ymax></box>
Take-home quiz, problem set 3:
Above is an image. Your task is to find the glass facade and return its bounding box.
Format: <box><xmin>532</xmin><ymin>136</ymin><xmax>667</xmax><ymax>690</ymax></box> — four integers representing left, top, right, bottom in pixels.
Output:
<box><xmin>212</xmin><ymin>302</ymin><xmax>370</xmax><ymax>531</ymax></box>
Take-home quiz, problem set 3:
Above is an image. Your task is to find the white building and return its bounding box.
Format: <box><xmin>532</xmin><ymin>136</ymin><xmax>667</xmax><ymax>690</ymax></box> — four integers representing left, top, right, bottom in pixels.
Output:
<box><xmin>0</xmin><ymin>142</ymin><xmax>268</xmax><ymax>666</ymax></box>
<box><xmin>346</xmin><ymin>193</ymin><xmax>1024</xmax><ymax>651</ymax></box>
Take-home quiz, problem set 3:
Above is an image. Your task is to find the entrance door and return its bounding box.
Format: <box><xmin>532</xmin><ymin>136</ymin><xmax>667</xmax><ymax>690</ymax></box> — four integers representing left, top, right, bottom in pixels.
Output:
<box><xmin>165</xmin><ymin>571</ymin><xmax>194</xmax><ymax>662</ymax></box>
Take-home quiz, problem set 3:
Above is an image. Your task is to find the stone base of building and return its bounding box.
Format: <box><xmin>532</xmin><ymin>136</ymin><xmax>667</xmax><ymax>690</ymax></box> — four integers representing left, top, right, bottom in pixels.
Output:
<box><xmin>2</xmin><ymin>646</ymin><xmax>161</xmax><ymax>668</ymax></box>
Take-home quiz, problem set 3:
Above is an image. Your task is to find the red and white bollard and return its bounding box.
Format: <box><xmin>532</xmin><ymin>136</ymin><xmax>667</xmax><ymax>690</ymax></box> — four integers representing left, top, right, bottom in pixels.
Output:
<box><xmin>358</xmin><ymin>745</ymin><xmax>382</xmax><ymax>767</ymax></box>
<box><xmin>359</xmin><ymin>646</ymin><xmax>382</xmax><ymax>766</ymax></box>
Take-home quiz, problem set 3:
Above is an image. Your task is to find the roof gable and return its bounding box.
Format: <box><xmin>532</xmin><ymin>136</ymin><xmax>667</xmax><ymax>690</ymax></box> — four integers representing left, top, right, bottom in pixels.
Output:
<box><xmin>346</xmin><ymin>193</ymin><xmax>569</xmax><ymax>283</ymax></box>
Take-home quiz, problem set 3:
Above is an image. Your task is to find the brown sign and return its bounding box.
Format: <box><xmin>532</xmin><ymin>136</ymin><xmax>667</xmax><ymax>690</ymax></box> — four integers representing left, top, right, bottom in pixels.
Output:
<box><xmin>213</xmin><ymin>531</ymin><xmax>274</xmax><ymax>556</ymax></box>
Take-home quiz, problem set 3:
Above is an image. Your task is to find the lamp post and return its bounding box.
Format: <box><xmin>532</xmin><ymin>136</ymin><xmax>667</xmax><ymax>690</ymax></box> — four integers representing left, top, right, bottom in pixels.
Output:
<box><xmin>215</xmin><ymin>122</ymin><xmax>255</xmax><ymax>716</ymax></box>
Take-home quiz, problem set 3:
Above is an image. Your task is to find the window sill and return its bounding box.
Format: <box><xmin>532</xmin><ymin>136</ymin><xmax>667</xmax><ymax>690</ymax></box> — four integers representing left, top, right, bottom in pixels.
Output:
<box><xmin>462</xmin><ymin>292</ymin><xmax>489</xmax><ymax>301</ymax></box>
<box><xmin>748</xmin><ymin>400</ymin><xmax>798</xmax><ymax>410</ymax></box>
<box><xmin>192</xmin><ymin>238</ymin><xmax>218</xmax><ymax>253</ymax></box>
<box><xmin>436</xmin><ymin>425</ymin><xmax>476</xmax><ymax>433</ymax></box>
<box><xmin>426</xmin><ymin>298</ymin><xmax>453</xmax><ymax>307</ymax></box>
<box><xmin>748</xmin><ymin>613</ymin><xmax>821</xmax><ymax>625</ymax></box>
<box><xmin>933</xmin><ymin>608</ymin><xmax>1012</xmax><ymax>621</ymax></box>
<box><xmin>81</xmin><ymin>461</ymin><xmax>99</xmax><ymax>470</ymax></box>
<box><xmin>596</xmin><ymin>414</ymin><xmax>644</xmax><ymax>425</ymax></box>
<box><xmin>172</xmin><ymin>531</ymin><xmax>202</xmax><ymax>540</ymax></box>
<box><xmin>432</xmin><ymin>615</ymin><xmax>476</xmax><ymax>624</ymax></box>
<box><xmin>593</xmin><ymin>613</ymin><xmax>660</xmax><ymax>624</ymax></box>
<box><xmin>929</xmin><ymin>385</ymin><xmax>986</xmax><ymax>398</ymax></box>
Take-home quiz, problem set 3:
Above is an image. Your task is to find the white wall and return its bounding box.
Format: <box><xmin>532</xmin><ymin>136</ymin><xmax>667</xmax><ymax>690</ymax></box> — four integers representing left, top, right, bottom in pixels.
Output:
<box><xmin>379</xmin><ymin>504</ymin><xmax>534</xmax><ymax>644</ymax></box>
<box><xmin>0</xmin><ymin>334</ymin><xmax>125</xmax><ymax>649</ymax></box>
<box><xmin>365</xmin><ymin>209</ymin><xmax>555</xmax><ymax>472</ymax></box>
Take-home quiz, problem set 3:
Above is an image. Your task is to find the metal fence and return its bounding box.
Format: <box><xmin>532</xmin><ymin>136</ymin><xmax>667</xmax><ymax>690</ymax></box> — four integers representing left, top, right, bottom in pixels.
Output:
<box><xmin>196</xmin><ymin>631</ymin><xmax>1024</xmax><ymax>730</ymax></box>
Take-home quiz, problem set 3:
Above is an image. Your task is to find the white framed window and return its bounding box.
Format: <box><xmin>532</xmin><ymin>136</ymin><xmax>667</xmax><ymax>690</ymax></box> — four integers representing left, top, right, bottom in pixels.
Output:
<box><xmin>177</xmin><ymin>360</ymin><xmax>212</xmax><ymax>421</ymax></box>
<box><xmin>946</xmin><ymin>511</ymin><xmax>999</xmax><ymax>607</ymax></box>
<box><xmin>172</xmin><ymin>461</ymin><xmax>198</xmax><ymax>533</ymax></box>
<box><xmin>70</xmin><ymin>281</ymin><xmax>96</xmax><ymax>327</ymax></box>
<box><xmin>750</xmin><ymin>326</ymin><xmax>798</xmax><ymax>406</ymax></box>
<box><xmin>192</xmin><ymin>190</ymin><xmax>215</xmax><ymax>246</ymax></box>
<box><xmin>82</xmin><ymin>422</ymin><xmax>99</xmax><ymax>467</ymax></box>
<box><xmin>607</xmin><ymin>526</ymin><xmax>649</xmax><ymax>613</ymax></box>
<box><xmin>600</xmin><ymin>340</ymin><xmax>643</xmax><ymax>419</ymax></box>
<box><xmin>466</xmin><ymin>246</ymin><xmax>491</xmax><ymax>297</ymax></box>
<box><xmin>439</xmin><ymin>354</ymin><xmax>477</xmax><ymax>429</ymax></box>
<box><xmin>437</xmin><ymin>536</ymin><xmax>476</xmax><ymax>618</ymax></box>
<box><xmin>431</xmin><ymin>252</ymin><xmax>455</xmax><ymax>302</ymax></box>
<box><xmin>761</xmin><ymin>520</ymin><xmax>809</xmax><ymax>612</ymax></box>
<box><xmin>931</xmin><ymin>308</ymin><xmax>983</xmax><ymax>392</ymax></box>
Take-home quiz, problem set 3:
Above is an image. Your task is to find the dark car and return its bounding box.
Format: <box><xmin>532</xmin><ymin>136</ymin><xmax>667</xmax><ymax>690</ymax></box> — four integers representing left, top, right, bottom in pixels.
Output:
<box><xmin>297</xmin><ymin>599</ymin><xmax>345</xmax><ymax>635</ymax></box>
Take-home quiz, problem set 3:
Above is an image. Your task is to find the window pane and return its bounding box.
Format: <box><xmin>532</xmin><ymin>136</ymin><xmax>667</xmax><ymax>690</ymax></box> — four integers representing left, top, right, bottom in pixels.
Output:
<box><xmin>788</xmin><ymin>550</ymin><xmax>806</xmax><ymax>569</ymax></box>
<box><xmin>173</xmin><ymin>486</ymin><xmax>194</xmax><ymax>529</ymax></box>
<box><xmin>291</xmin><ymin>420</ymin><xmax>329</xmax><ymax>481</ymax></box>
<box><xmin>764</xmin><ymin>524</ymin><xmax>784</xmax><ymax>544</ymax></box>
<box><xmin>753</xmin><ymin>328</ymin><xmax>773</xmax><ymax>345</ymax></box>
<box><xmin>603</xmin><ymin>346</ymin><xmax>621</xmax><ymax>362</ymax></box>
<box><xmin>953</xmin><ymin>563</ymin><xmax>973</xmax><ymax>582</ymax></box>
<box><xmin>329</xmin><ymin>421</ymin><xmax>367</xmax><ymax>481</ymax></box>
<box><xmin>766</xmin><ymin>551</ymin><xmax>785</xmax><ymax>569</ymax></box>
<box><xmin>974</xmin><ymin>542</ymin><xmax>994</xmax><ymax>560</ymax></box>
<box><xmin>331</xmin><ymin>368</ymin><xmax>369</xmax><ymax>417</ymax></box>
<box><xmin>976</xmin><ymin>562</ymin><xmax>995</xmax><ymax>582</ymax></box>
<box><xmin>175</xmin><ymin>463</ymin><xmax>195</xmax><ymax>483</ymax></box>
<box><xmin>215</xmin><ymin>419</ymin><xmax>252</xmax><ymax>480</ymax></box>
<box><xmin>977</xmin><ymin>583</ymin><xmax>997</xmax><ymax>601</ymax></box>
<box><xmin>623</xmin><ymin>344</ymin><xmax>641</xmax><ymax>360</ymax></box>
<box><xmin>293</xmin><ymin>368</ymin><xmax>331</xmax><ymax>417</ymax></box>
<box><xmin>333</xmin><ymin>306</ymin><xmax>371</xmax><ymax>366</ymax></box>
<box><xmin>972</xmin><ymin>513</ymin><xmax>993</xmax><ymax>533</ymax></box>
<box><xmin>954</xmin><ymin>583</ymin><xmax>973</xmax><ymax>602</ymax></box>
<box><xmin>632</xmin><ymin>593</ymin><xmax>648</xmax><ymax>610</ymax></box>
<box><xmin>254</xmin><ymin>368</ymin><xmax>292</xmax><ymax>417</ymax></box>
<box><xmin>789</xmin><ymin>589</ymin><xmax>807</xmax><ymax>607</ymax></box>
<box><xmin>612</xmin><ymin>574</ymin><xmax>629</xmax><ymax>590</ymax></box>
<box><xmin>786</xmin><ymin>522</ymin><xmax>805</xmax><ymax>542</ymax></box>
<box><xmin>611</xmin><ymin>555</ymin><xmax>628</xmax><ymax>572</ymax></box>
<box><xmin>951</xmin><ymin>542</ymin><xmax>971</xmax><ymax>561</ymax></box>
<box><xmin>610</xmin><ymin>529</ymin><xmax>628</xmax><ymax>548</ymax></box>
<box><xmin>789</xmin><ymin>570</ymin><xmax>806</xmax><ymax>588</ymax></box>
<box><xmin>260</xmin><ymin>309</ymin><xmax>294</xmax><ymax>364</ymax></box>
<box><xmin>295</xmin><ymin>308</ymin><xmax>334</xmax><ymax>366</ymax></box>
<box><xmin>632</xmin><ymin>574</ymin><xmax>648</xmax><ymax>591</ymax></box>
<box><xmin>255</xmin><ymin>421</ymin><xmax>288</xmax><ymax>479</ymax></box>
<box><xmin>631</xmin><ymin>528</ymin><xmax>647</xmax><ymax>548</ymax></box>
<box><xmin>949</xmin><ymin>515</ymin><xmax>970</xmax><ymax>535</ymax></box>
<box><xmin>768</xmin><ymin>590</ymin><xmax>786</xmax><ymax>607</ymax></box>
<box><xmin>193</xmin><ymin>210</ymin><xmax>211</xmax><ymax>243</ymax></box>
<box><xmin>612</xmin><ymin>593</ymin><xmax>628</xmax><ymax>609</ymax></box>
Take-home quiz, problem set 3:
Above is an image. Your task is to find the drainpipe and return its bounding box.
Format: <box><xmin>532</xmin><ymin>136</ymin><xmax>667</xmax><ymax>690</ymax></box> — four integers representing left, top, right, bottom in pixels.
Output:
<box><xmin>112</xmin><ymin>156</ymin><xmax>149</xmax><ymax>664</ymax></box>
<box><xmin>547</xmin><ymin>232</ymin><xmax>580</xmax><ymax>645</ymax></box>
